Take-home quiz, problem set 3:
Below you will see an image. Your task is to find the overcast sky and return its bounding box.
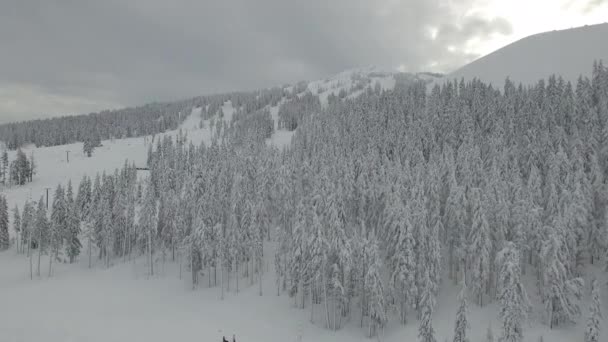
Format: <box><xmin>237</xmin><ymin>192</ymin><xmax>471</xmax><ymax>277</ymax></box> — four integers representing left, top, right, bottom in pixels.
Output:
<box><xmin>0</xmin><ymin>0</ymin><xmax>607</xmax><ymax>124</ymax></box>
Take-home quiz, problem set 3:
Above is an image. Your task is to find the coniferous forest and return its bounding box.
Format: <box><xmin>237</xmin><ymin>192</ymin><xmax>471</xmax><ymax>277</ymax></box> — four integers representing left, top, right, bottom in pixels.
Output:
<box><xmin>3</xmin><ymin>61</ymin><xmax>608</xmax><ymax>341</ymax></box>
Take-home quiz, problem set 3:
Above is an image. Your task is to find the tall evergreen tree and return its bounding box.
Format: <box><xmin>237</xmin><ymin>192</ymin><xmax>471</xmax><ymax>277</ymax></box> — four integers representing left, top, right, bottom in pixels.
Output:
<box><xmin>13</xmin><ymin>205</ymin><xmax>21</xmax><ymax>253</ymax></box>
<box><xmin>35</xmin><ymin>196</ymin><xmax>49</xmax><ymax>276</ymax></box>
<box><xmin>496</xmin><ymin>242</ymin><xmax>530</xmax><ymax>342</ymax></box>
<box><xmin>1</xmin><ymin>149</ymin><xmax>7</xmax><ymax>184</ymax></box>
<box><xmin>140</xmin><ymin>181</ymin><xmax>158</xmax><ymax>276</ymax></box>
<box><xmin>453</xmin><ymin>276</ymin><xmax>470</xmax><ymax>342</ymax></box>
<box><xmin>468</xmin><ymin>188</ymin><xmax>492</xmax><ymax>306</ymax></box>
<box><xmin>49</xmin><ymin>184</ymin><xmax>67</xmax><ymax>275</ymax></box>
<box><xmin>540</xmin><ymin>229</ymin><xmax>584</xmax><ymax>328</ymax></box>
<box><xmin>584</xmin><ymin>278</ymin><xmax>602</xmax><ymax>342</ymax></box>
<box><xmin>418</xmin><ymin>269</ymin><xmax>437</xmax><ymax>342</ymax></box>
<box><xmin>65</xmin><ymin>181</ymin><xmax>81</xmax><ymax>263</ymax></box>
<box><xmin>387</xmin><ymin>200</ymin><xmax>417</xmax><ymax>324</ymax></box>
<box><xmin>0</xmin><ymin>195</ymin><xmax>9</xmax><ymax>250</ymax></box>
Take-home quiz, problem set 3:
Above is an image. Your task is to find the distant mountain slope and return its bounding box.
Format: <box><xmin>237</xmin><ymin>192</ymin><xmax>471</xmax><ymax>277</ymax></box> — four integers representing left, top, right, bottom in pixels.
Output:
<box><xmin>447</xmin><ymin>23</ymin><xmax>608</xmax><ymax>87</ymax></box>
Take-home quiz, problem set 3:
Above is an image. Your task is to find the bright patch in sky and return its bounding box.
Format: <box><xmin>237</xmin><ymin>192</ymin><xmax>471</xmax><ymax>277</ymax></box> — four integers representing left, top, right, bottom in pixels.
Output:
<box><xmin>469</xmin><ymin>0</ymin><xmax>608</xmax><ymax>57</ymax></box>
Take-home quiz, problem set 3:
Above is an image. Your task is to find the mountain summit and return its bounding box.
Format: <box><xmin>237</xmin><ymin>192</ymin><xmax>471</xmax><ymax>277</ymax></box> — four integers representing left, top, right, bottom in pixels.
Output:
<box><xmin>447</xmin><ymin>23</ymin><xmax>608</xmax><ymax>86</ymax></box>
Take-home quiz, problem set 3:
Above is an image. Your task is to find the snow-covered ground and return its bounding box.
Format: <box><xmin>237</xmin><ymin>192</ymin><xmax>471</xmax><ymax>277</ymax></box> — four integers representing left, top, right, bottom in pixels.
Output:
<box><xmin>304</xmin><ymin>66</ymin><xmax>397</xmax><ymax>107</ymax></box>
<box><xmin>1</xmin><ymin>240</ymin><xmax>604</xmax><ymax>342</ymax></box>
<box><xmin>446</xmin><ymin>23</ymin><xmax>608</xmax><ymax>87</ymax></box>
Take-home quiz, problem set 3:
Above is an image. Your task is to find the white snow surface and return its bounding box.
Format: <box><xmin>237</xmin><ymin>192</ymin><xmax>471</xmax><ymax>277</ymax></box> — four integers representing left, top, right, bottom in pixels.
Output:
<box><xmin>266</xmin><ymin>100</ymin><xmax>295</xmax><ymax>148</ymax></box>
<box><xmin>305</xmin><ymin>66</ymin><xmax>397</xmax><ymax>107</ymax></box>
<box><xmin>447</xmin><ymin>23</ymin><xmax>608</xmax><ymax>87</ymax></box>
<box><xmin>1</xmin><ymin>244</ymin><xmax>605</xmax><ymax>342</ymax></box>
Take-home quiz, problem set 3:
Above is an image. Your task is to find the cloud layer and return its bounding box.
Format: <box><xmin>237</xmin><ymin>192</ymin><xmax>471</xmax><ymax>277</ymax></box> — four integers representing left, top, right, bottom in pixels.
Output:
<box><xmin>0</xmin><ymin>0</ymin><xmax>512</xmax><ymax>123</ymax></box>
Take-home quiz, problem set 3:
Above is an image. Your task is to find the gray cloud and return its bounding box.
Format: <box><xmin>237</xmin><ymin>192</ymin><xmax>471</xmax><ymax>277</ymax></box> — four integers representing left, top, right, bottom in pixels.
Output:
<box><xmin>564</xmin><ymin>0</ymin><xmax>608</xmax><ymax>13</ymax></box>
<box><xmin>584</xmin><ymin>0</ymin><xmax>608</xmax><ymax>12</ymax></box>
<box><xmin>0</xmin><ymin>0</ymin><xmax>511</xmax><ymax>123</ymax></box>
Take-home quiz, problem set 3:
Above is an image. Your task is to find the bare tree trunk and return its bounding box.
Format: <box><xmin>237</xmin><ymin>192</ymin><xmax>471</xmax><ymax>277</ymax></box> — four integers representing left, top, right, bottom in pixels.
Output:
<box><xmin>172</xmin><ymin>236</ymin><xmax>175</xmax><ymax>262</ymax></box>
<box><xmin>323</xmin><ymin>268</ymin><xmax>330</xmax><ymax>329</ymax></box>
<box><xmin>191</xmin><ymin>248</ymin><xmax>196</xmax><ymax>290</ymax></box>
<box><xmin>276</xmin><ymin>272</ymin><xmax>280</xmax><ymax>296</ymax></box>
<box><xmin>333</xmin><ymin>295</ymin><xmax>337</xmax><ymax>331</ymax></box>
<box><xmin>310</xmin><ymin>279</ymin><xmax>314</xmax><ymax>323</ymax></box>
<box><xmin>360</xmin><ymin>295</ymin><xmax>364</xmax><ymax>328</ymax></box>
<box><xmin>27</xmin><ymin>231</ymin><xmax>31</xmax><ymax>257</ymax></box>
<box><xmin>250</xmin><ymin>257</ymin><xmax>254</xmax><ymax>286</ymax></box>
<box><xmin>122</xmin><ymin>226</ymin><xmax>128</xmax><ymax>263</ymax></box>
<box><xmin>148</xmin><ymin>228</ymin><xmax>153</xmax><ymax>276</ymax></box>
<box><xmin>48</xmin><ymin>246</ymin><xmax>53</xmax><ymax>277</ymax></box>
<box><xmin>29</xmin><ymin>236</ymin><xmax>33</xmax><ymax>280</ymax></box>
<box><xmin>220</xmin><ymin>255</ymin><xmax>224</xmax><ymax>300</ymax></box>
<box><xmin>37</xmin><ymin>230</ymin><xmax>42</xmax><ymax>277</ymax></box>
<box><xmin>227</xmin><ymin>264</ymin><xmax>231</xmax><ymax>291</ymax></box>
<box><xmin>127</xmin><ymin>227</ymin><xmax>132</xmax><ymax>261</ymax></box>
<box><xmin>258</xmin><ymin>257</ymin><xmax>263</xmax><ymax>296</ymax></box>
<box><xmin>300</xmin><ymin>280</ymin><xmax>305</xmax><ymax>309</ymax></box>
<box><xmin>88</xmin><ymin>235</ymin><xmax>92</xmax><ymax>268</ymax></box>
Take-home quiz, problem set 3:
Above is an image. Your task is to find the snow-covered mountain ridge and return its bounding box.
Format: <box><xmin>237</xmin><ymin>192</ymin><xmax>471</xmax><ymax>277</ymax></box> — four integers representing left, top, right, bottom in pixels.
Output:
<box><xmin>446</xmin><ymin>23</ymin><xmax>608</xmax><ymax>87</ymax></box>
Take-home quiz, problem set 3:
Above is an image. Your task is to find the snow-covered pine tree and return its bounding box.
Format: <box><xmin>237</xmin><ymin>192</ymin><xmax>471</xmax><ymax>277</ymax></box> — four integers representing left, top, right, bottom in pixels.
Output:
<box><xmin>387</xmin><ymin>200</ymin><xmax>417</xmax><ymax>325</ymax></box>
<box><xmin>540</xmin><ymin>228</ymin><xmax>584</xmax><ymax>328</ymax></box>
<box><xmin>65</xmin><ymin>181</ymin><xmax>81</xmax><ymax>263</ymax></box>
<box><xmin>140</xmin><ymin>181</ymin><xmax>158</xmax><ymax>276</ymax></box>
<box><xmin>307</xmin><ymin>206</ymin><xmax>327</xmax><ymax>324</ymax></box>
<box><xmin>21</xmin><ymin>200</ymin><xmax>34</xmax><ymax>256</ymax></box>
<box><xmin>468</xmin><ymin>188</ymin><xmax>492</xmax><ymax>306</ymax></box>
<box><xmin>496</xmin><ymin>241</ymin><xmax>530</xmax><ymax>342</ymax></box>
<box><xmin>28</xmin><ymin>151</ymin><xmax>35</xmax><ymax>182</ymax></box>
<box><xmin>584</xmin><ymin>278</ymin><xmax>602</xmax><ymax>342</ymax></box>
<box><xmin>1</xmin><ymin>149</ymin><xmax>7</xmax><ymax>184</ymax></box>
<box><xmin>49</xmin><ymin>184</ymin><xmax>67</xmax><ymax>275</ymax></box>
<box><xmin>0</xmin><ymin>195</ymin><xmax>9</xmax><ymax>250</ymax></box>
<box><xmin>453</xmin><ymin>276</ymin><xmax>469</xmax><ymax>342</ymax></box>
<box><xmin>76</xmin><ymin>175</ymin><xmax>92</xmax><ymax>220</ymax></box>
<box><xmin>289</xmin><ymin>199</ymin><xmax>309</xmax><ymax>308</ymax></box>
<box><xmin>418</xmin><ymin>269</ymin><xmax>437</xmax><ymax>342</ymax></box>
<box><xmin>13</xmin><ymin>205</ymin><xmax>21</xmax><ymax>253</ymax></box>
<box><xmin>83</xmin><ymin>135</ymin><xmax>99</xmax><ymax>157</ymax></box>
<box><xmin>445</xmin><ymin>184</ymin><xmax>467</xmax><ymax>283</ymax></box>
<box><xmin>325</xmin><ymin>192</ymin><xmax>351</xmax><ymax>330</ymax></box>
<box><xmin>35</xmin><ymin>196</ymin><xmax>49</xmax><ymax>276</ymax></box>
<box><xmin>364</xmin><ymin>235</ymin><xmax>387</xmax><ymax>338</ymax></box>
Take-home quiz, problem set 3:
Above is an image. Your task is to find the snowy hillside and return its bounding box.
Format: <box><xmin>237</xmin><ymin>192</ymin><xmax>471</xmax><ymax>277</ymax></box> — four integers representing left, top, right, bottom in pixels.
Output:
<box><xmin>1</xmin><ymin>61</ymin><xmax>607</xmax><ymax>342</ymax></box>
<box><xmin>302</xmin><ymin>66</ymin><xmax>441</xmax><ymax>106</ymax></box>
<box><xmin>447</xmin><ymin>23</ymin><xmax>608</xmax><ymax>87</ymax></box>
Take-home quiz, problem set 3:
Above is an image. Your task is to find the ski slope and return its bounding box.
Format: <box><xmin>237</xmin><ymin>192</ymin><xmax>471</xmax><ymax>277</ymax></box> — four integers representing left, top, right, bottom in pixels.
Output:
<box><xmin>0</xmin><ymin>102</ymin><xmax>238</xmax><ymax>234</ymax></box>
<box><xmin>306</xmin><ymin>66</ymin><xmax>397</xmax><ymax>107</ymax></box>
<box><xmin>447</xmin><ymin>23</ymin><xmax>608</xmax><ymax>87</ymax></box>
